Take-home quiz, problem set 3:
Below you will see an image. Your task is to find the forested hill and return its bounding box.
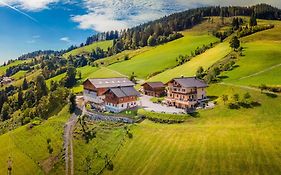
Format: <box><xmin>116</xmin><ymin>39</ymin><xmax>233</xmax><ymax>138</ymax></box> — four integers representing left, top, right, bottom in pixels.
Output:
<box><xmin>111</xmin><ymin>3</ymin><xmax>281</xmax><ymax>52</ymax></box>
<box><xmin>5</xmin><ymin>3</ymin><xmax>281</xmax><ymax>65</ymax></box>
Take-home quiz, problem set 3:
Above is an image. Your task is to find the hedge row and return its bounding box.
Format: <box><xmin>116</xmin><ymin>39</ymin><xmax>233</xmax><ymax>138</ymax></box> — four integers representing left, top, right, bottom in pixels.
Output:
<box><xmin>137</xmin><ymin>109</ymin><xmax>189</xmax><ymax>124</ymax></box>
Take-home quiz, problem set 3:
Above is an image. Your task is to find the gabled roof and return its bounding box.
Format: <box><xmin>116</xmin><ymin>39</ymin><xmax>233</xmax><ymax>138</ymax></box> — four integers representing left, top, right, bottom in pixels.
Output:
<box><xmin>85</xmin><ymin>78</ymin><xmax>135</xmax><ymax>88</ymax></box>
<box><xmin>107</xmin><ymin>87</ymin><xmax>140</xmax><ymax>98</ymax></box>
<box><xmin>142</xmin><ymin>82</ymin><xmax>165</xmax><ymax>89</ymax></box>
<box><xmin>168</xmin><ymin>77</ymin><xmax>208</xmax><ymax>88</ymax></box>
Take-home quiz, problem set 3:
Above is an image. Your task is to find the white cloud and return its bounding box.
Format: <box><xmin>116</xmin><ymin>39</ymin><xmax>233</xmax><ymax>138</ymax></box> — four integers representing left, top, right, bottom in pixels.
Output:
<box><xmin>60</xmin><ymin>37</ymin><xmax>71</xmax><ymax>43</ymax></box>
<box><xmin>71</xmin><ymin>0</ymin><xmax>189</xmax><ymax>32</ymax></box>
<box><xmin>0</xmin><ymin>0</ymin><xmax>59</xmax><ymax>11</ymax></box>
<box><xmin>72</xmin><ymin>0</ymin><xmax>281</xmax><ymax>32</ymax></box>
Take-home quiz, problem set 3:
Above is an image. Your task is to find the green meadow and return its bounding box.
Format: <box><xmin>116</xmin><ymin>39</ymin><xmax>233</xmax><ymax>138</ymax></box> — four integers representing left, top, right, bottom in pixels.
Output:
<box><xmin>222</xmin><ymin>20</ymin><xmax>281</xmax><ymax>86</ymax></box>
<box><xmin>103</xmin><ymin>84</ymin><xmax>281</xmax><ymax>175</ymax></box>
<box><xmin>148</xmin><ymin>42</ymin><xmax>231</xmax><ymax>83</ymax></box>
<box><xmin>0</xmin><ymin>60</ymin><xmax>29</xmax><ymax>76</ymax></box>
<box><xmin>0</xmin><ymin>106</ymin><xmax>70</xmax><ymax>174</ymax></box>
<box><xmin>108</xmin><ymin>33</ymin><xmax>219</xmax><ymax>79</ymax></box>
<box><xmin>11</xmin><ymin>70</ymin><xmax>28</xmax><ymax>80</ymax></box>
<box><xmin>63</xmin><ymin>40</ymin><xmax>113</xmax><ymax>58</ymax></box>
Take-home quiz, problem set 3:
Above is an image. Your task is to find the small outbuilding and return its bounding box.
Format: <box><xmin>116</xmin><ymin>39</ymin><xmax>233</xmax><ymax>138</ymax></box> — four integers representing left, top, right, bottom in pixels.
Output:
<box><xmin>141</xmin><ymin>82</ymin><xmax>166</xmax><ymax>97</ymax></box>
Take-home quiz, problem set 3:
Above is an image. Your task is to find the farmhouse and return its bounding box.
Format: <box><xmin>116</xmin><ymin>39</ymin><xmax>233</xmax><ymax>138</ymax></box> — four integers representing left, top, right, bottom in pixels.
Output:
<box><xmin>83</xmin><ymin>78</ymin><xmax>140</xmax><ymax>112</ymax></box>
<box><xmin>104</xmin><ymin>86</ymin><xmax>140</xmax><ymax>113</ymax></box>
<box><xmin>0</xmin><ymin>76</ymin><xmax>13</xmax><ymax>85</ymax></box>
<box><xmin>141</xmin><ymin>82</ymin><xmax>166</xmax><ymax>97</ymax></box>
<box><xmin>166</xmin><ymin>77</ymin><xmax>208</xmax><ymax>109</ymax></box>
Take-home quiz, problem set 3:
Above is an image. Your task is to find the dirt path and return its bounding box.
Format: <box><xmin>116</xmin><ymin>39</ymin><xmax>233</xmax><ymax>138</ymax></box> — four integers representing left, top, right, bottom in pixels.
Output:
<box><xmin>64</xmin><ymin>114</ymin><xmax>77</xmax><ymax>175</ymax></box>
<box><xmin>238</xmin><ymin>63</ymin><xmax>281</xmax><ymax>80</ymax></box>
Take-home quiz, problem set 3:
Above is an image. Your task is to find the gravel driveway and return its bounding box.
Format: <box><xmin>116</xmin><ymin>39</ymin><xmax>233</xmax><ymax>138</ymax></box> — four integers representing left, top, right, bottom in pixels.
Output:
<box><xmin>139</xmin><ymin>95</ymin><xmax>185</xmax><ymax>114</ymax></box>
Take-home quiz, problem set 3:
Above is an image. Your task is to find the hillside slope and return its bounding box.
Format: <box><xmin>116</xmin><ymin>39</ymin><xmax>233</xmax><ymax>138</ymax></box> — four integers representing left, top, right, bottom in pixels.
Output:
<box><xmin>63</xmin><ymin>40</ymin><xmax>113</xmax><ymax>58</ymax></box>
<box><xmin>108</xmin><ymin>32</ymin><xmax>219</xmax><ymax>79</ymax></box>
<box><xmin>221</xmin><ymin>20</ymin><xmax>281</xmax><ymax>86</ymax></box>
<box><xmin>104</xmin><ymin>85</ymin><xmax>281</xmax><ymax>175</ymax></box>
<box><xmin>0</xmin><ymin>107</ymin><xmax>70</xmax><ymax>174</ymax></box>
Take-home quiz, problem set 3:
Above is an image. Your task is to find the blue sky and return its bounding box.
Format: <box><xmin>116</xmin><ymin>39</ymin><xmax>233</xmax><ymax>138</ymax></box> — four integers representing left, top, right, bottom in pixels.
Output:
<box><xmin>0</xmin><ymin>0</ymin><xmax>280</xmax><ymax>64</ymax></box>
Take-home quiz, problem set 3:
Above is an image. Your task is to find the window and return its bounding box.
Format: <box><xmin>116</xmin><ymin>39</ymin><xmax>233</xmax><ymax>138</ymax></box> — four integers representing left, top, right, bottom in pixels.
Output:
<box><xmin>121</xmin><ymin>104</ymin><xmax>124</xmax><ymax>107</ymax></box>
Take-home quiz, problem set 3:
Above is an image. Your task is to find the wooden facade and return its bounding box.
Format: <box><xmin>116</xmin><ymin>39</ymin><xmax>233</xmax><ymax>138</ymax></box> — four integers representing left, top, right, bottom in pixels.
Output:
<box><xmin>83</xmin><ymin>80</ymin><xmax>107</xmax><ymax>96</ymax></box>
<box><xmin>105</xmin><ymin>91</ymin><xmax>138</xmax><ymax>105</ymax></box>
<box><xmin>166</xmin><ymin>77</ymin><xmax>208</xmax><ymax>109</ymax></box>
<box><xmin>83</xmin><ymin>78</ymin><xmax>139</xmax><ymax>113</ymax></box>
<box><xmin>141</xmin><ymin>82</ymin><xmax>166</xmax><ymax>97</ymax></box>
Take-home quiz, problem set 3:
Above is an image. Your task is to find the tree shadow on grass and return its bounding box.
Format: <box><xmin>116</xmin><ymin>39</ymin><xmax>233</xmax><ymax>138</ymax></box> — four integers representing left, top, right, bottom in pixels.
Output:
<box><xmin>264</xmin><ymin>92</ymin><xmax>278</xmax><ymax>98</ymax></box>
<box><xmin>208</xmin><ymin>96</ymin><xmax>219</xmax><ymax>101</ymax></box>
<box><xmin>218</xmin><ymin>75</ymin><xmax>229</xmax><ymax>80</ymax></box>
<box><xmin>189</xmin><ymin>112</ymin><xmax>200</xmax><ymax>118</ymax></box>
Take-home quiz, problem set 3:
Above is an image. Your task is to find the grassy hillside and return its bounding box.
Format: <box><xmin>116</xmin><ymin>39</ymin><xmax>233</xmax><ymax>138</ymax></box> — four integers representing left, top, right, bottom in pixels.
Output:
<box><xmin>63</xmin><ymin>40</ymin><xmax>113</xmax><ymax>58</ymax></box>
<box><xmin>11</xmin><ymin>70</ymin><xmax>28</xmax><ymax>80</ymax></box>
<box><xmin>221</xmin><ymin>20</ymin><xmax>281</xmax><ymax>86</ymax></box>
<box><xmin>0</xmin><ymin>106</ymin><xmax>70</xmax><ymax>174</ymax></box>
<box><xmin>0</xmin><ymin>60</ymin><xmax>30</xmax><ymax>76</ymax></box>
<box><xmin>46</xmin><ymin>66</ymin><xmax>125</xmax><ymax>93</ymax></box>
<box><xmin>147</xmin><ymin>42</ymin><xmax>231</xmax><ymax>83</ymax></box>
<box><xmin>103</xmin><ymin>84</ymin><xmax>281</xmax><ymax>175</ymax></box>
<box><xmin>108</xmin><ymin>32</ymin><xmax>219</xmax><ymax>79</ymax></box>
<box><xmin>73</xmin><ymin>122</ymin><xmax>127</xmax><ymax>175</ymax></box>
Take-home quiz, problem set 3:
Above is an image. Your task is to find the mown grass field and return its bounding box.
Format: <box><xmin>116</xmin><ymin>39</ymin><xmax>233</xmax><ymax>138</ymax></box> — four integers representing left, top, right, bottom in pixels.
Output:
<box><xmin>147</xmin><ymin>42</ymin><xmax>231</xmax><ymax>83</ymax></box>
<box><xmin>222</xmin><ymin>41</ymin><xmax>281</xmax><ymax>86</ymax></box>
<box><xmin>73</xmin><ymin>122</ymin><xmax>127</xmax><ymax>175</ymax></box>
<box><xmin>108</xmin><ymin>33</ymin><xmax>219</xmax><ymax>79</ymax></box>
<box><xmin>63</xmin><ymin>40</ymin><xmax>113</xmax><ymax>58</ymax></box>
<box><xmin>222</xmin><ymin>20</ymin><xmax>281</xmax><ymax>86</ymax></box>
<box><xmin>103</xmin><ymin>84</ymin><xmax>281</xmax><ymax>175</ymax></box>
<box><xmin>0</xmin><ymin>106</ymin><xmax>70</xmax><ymax>175</ymax></box>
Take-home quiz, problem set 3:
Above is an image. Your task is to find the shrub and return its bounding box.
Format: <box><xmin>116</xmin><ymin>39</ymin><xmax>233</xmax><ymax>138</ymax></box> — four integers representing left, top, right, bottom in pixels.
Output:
<box><xmin>228</xmin><ymin>103</ymin><xmax>240</xmax><ymax>109</ymax></box>
<box><xmin>137</xmin><ymin>109</ymin><xmax>189</xmax><ymax>124</ymax></box>
<box><xmin>107</xmin><ymin>160</ymin><xmax>114</xmax><ymax>171</ymax></box>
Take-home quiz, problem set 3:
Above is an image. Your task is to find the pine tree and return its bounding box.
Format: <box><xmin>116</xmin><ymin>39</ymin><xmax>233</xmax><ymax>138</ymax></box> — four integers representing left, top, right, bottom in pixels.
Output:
<box><xmin>249</xmin><ymin>12</ymin><xmax>257</xmax><ymax>26</ymax></box>
<box><xmin>22</xmin><ymin>78</ymin><xmax>28</xmax><ymax>90</ymax></box>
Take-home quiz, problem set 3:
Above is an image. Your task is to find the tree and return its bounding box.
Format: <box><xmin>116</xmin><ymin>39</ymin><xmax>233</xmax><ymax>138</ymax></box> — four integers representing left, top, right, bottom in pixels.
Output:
<box><xmin>222</xmin><ymin>94</ymin><xmax>228</xmax><ymax>105</ymax></box>
<box><xmin>230</xmin><ymin>36</ymin><xmax>240</xmax><ymax>50</ymax></box>
<box><xmin>63</xmin><ymin>66</ymin><xmax>77</xmax><ymax>88</ymax></box>
<box><xmin>249</xmin><ymin>12</ymin><xmax>257</xmax><ymax>27</ymax></box>
<box><xmin>129</xmin><ymin>72</ymin><xmax>137</xmax><ymax>84</ymax></box>
<box><xmin>17</xmin><ymin>88</ymin><xmax>24</xmax><ymax>108</ymax></box>
<box><xmin>196</xmin><ymin>66</ymin><xmax>204</xmax><ymax>79</ymax></box>
<box><xmin>35</xmin><ymin>75</ymin><xmax>48</xmax><ymax>101</ymax></box>
<box><xmin>50</xmin><ymin>80</ymin><xmax>58</xmax><ymax>92</ymax></box>
<box><xmin>69</xmin><ymin>93</ymin><xmax>76</xmax><ymax>113</ymax></box>
<box><xmin>233</xmin><ymin>93</ymin><xmax>240</xmax><ymax>103</ymax></box>
<box><xmin>22</xmin><ymin>78</ymin><xmax>28</xmax><ymax>90</ymax></box>
<box><xmin>147</xmin><ymin>35</ymin><xmax>156</xmax><ymax>46</ymax></box>
<box><xmin>244</xmin><ymin>92</ymin><xmax>251</xmax><ymax>103</ymax></box>
<box><xmin>1</xmin><ymin>102</ymin><xmax>10</xmax><ymax>121</ymax></box>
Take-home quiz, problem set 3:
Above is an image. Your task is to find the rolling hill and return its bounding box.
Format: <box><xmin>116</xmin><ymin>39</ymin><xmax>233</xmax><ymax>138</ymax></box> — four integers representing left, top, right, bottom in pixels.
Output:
<box><xmin>0</xmin><ymin>106</ymin><xmax>70</xmax><ymax>174</ymax></box>
<box><xmin>63</xmin><ymin>40</ymin><xmax>113</xmax><ymax>58</ymax></box>
<box><xmin>1</xmin><ymin>6</ymin><xmax>281</xmax><ymax>174</ymax></box>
